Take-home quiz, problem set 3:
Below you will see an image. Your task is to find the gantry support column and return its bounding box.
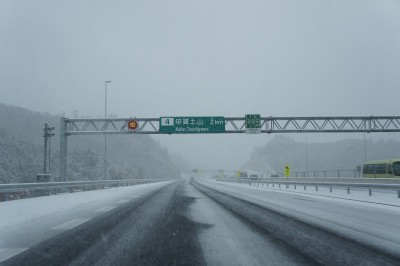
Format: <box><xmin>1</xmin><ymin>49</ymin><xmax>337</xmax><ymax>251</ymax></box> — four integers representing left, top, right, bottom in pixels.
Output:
<box><xmin>59</xmin><ymin>117</ymin><xmax>68</xmax><ymax>181</ymax></box>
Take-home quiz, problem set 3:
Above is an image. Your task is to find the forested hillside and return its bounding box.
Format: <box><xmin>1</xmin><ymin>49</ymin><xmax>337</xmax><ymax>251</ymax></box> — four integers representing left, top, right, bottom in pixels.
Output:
<box><xmin>243</xmin><ymin>135</ymin><xmax>400</xmax><ymax>174</ymax></box>
<box><xmin>0</xmin><ymin>103</ymin><xmax>181</xmax><ymax>183</ymax></box>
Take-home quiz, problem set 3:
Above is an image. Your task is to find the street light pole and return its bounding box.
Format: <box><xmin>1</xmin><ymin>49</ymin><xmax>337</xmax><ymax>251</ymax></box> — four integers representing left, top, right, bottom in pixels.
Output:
<box><xmin>104</xmin><ymin>80</ymin><xmax>111</xmax><ymax>180</ymax></box>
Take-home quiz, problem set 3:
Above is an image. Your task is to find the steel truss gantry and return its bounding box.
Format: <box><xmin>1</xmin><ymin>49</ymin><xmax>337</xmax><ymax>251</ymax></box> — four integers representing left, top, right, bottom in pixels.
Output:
<box><xmin>62</xmin><ymin>116</ymin><xmax>400</xmax><ymax>135</ymax></box>
<box><xmin>59</xmin><ymin>116</ymin><xmax>400</xmax><ymax>181</ymax></box>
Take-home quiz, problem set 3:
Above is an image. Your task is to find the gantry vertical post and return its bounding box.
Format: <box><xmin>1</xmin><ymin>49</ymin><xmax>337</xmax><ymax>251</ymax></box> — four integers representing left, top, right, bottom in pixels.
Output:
<box><xmin>59</xmin><ymin>117</ymin><xmax>68</xmax><ymax>181</ymax></box>
<box><xmin>43</xmin><ymin>122</ymin><xmax>48</xmax><ymax>175</ymax></box>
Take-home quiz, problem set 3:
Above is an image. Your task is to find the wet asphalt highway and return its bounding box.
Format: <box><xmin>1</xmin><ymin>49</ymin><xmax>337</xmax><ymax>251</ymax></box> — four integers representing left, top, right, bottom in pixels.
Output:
<box><xmin>2</xmin><ymin>178</ymin><xmax>400</xmax><ymax>266</ymax></box>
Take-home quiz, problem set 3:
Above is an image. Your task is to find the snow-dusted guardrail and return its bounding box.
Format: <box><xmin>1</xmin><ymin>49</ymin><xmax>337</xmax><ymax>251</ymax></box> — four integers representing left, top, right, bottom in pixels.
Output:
<box><xmin>0</xmin><ymin>179</ymin><xmax>173</xmax><ymax>202</ymax></box>
<box><xmin>218</xmin><ymin>178</ymin><xmax>400</xmax><ymax>198</ymax></box>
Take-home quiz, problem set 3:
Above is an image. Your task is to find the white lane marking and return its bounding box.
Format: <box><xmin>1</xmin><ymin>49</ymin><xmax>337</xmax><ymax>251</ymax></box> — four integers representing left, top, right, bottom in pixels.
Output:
<box><xmin>95</xmin><ymin>206</ymin><xmax>116</xmax><ymax>212</ymax></box>
<box><xmin>0</xmin><ymin>248</ymin><xmax>29</xmax><ymax>263</ymax></box>
<box><xmin>51</xmin><ymin>218</ymin><xmax>90</xmax><ymax>230</ymax></box>
<box><xmin>129</xmin><ymin>194</ymin><xmax>143</xmax><ymax>198</ymax></box>
<box><xmin>117</xmin><ymin>199</ymin><xmax>130</xmax><ymax>204</ymax></box>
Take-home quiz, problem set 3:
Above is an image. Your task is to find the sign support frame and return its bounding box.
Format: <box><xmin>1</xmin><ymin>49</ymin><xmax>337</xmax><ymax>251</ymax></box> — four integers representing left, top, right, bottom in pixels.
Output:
<box><xmin>58</xmin><ymin>115</ymin><xmax>400</xmax><ymax>181</ymax></box>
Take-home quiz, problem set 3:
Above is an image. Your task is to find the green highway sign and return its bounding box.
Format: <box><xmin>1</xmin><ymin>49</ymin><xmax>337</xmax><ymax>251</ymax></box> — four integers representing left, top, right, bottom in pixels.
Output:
<box><xmin>245</xmin><ymin>114</ymin><xmax>261</xmax><ymax>134</ymax></box>
<box><xmin>159</xmin><ymin>116</ymin><xmax>225</xmax><ymax>134</ymax></box>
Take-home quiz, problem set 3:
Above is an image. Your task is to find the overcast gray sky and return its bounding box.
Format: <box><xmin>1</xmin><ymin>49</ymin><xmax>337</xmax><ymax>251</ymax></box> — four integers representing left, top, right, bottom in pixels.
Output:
<box><xmin>1</xmin><ymin>0</ymin><xmax>400</xmax><ymax>169</ymax></box>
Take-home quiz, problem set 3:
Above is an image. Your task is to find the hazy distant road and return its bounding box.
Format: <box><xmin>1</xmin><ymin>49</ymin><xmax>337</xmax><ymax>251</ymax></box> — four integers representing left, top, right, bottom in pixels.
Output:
<box><xmin>2</xmin><ymin>178</ymin><xmax>400</xmax><ymax>266</ymax></box>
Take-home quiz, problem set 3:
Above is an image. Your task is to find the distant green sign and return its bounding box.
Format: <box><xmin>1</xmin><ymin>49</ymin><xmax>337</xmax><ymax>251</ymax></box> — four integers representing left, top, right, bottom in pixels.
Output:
<box><xmin>245</xmin><ymin>114</ymin><xmax>261</xmax><ymax>134</ymax></box>
<box><xmin>160</xmin><ymin>116</ymin><xmax>225</xmax><ymax>134</ymax></box>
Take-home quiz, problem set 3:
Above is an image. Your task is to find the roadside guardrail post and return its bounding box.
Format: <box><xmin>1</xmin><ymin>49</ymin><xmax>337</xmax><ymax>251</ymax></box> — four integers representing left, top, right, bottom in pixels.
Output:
<box><xmin>215</xmin><ymin>178</ymin><xmax>400</xmax><ymax>199</ymax></box>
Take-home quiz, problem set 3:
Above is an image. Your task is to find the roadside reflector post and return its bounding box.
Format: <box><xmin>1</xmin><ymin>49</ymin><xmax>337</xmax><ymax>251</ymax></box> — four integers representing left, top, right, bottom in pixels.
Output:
<box><xmin>330</xmin><ymin>186</ymin><xmax>332</xmax><ymax>192</ymax></box>
<box><xmin>316</xmin><ymin>186</ymin><xmax>318</xmax><ymax>191</ymax></box>
<box><xmin>304</xmin><ymin>185</ymin><xmax>306</xmax><ymax>190</ymax></box>
<box><xmin>347</xmin><ymin>187</ymin><xmax>350</xmax><ymax>194</ymax></box>
<box><xmin>369</xmin><ymin>189</ymin><xmax>372</xmax><ymax>196</ymax></box>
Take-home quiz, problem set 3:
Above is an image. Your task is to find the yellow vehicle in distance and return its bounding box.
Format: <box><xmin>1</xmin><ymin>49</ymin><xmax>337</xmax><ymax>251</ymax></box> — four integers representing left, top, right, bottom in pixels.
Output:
<box><xmin>362</xmin><ymin>159</ymin><xmax>400</xmax><ymax>178</ymax></box>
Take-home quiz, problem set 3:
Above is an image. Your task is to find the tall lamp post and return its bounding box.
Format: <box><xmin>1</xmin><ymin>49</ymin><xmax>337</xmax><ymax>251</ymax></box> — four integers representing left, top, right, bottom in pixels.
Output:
<box><xmin>105</xmin><ymin>80</ymin><xmax>112</xmax><ymax>179</ymax></box>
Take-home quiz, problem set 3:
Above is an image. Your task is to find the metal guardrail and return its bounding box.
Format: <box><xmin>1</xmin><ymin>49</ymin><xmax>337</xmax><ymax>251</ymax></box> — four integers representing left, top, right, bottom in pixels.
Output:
<box><xmin>217</xmin><ymin>178</ymin><xmax>400</xmax><ymax>198</ymax></box>
<box><xmin>0</xmin><ymin>179</ymin><xmax>174</xmax><ymax>202</ymax></box>
<box><xmin>262</xmin><ymin>170</ymin><xmax>361</xmax><ymax>178</ymax></box>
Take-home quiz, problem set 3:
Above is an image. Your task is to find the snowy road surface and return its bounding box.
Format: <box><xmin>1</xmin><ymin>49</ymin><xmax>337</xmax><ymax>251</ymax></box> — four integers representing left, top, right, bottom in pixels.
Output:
<box><xmin>1</xmin><ymin>177</ymin><xmax>399</xmax><ymax>265</ymax></box>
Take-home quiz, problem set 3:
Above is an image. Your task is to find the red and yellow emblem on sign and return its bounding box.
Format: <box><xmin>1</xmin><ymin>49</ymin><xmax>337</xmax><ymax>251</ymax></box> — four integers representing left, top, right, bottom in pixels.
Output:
<box><xmin>128</xmin><ymin>120</ymin><xmax>138</xmax><ymax>130</ymax></box>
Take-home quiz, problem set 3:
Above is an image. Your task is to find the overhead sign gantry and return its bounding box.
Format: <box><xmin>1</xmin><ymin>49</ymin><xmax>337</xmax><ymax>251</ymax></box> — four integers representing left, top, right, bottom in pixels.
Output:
<box><xmin>59</xmin><ymin>115</ymin><xmax>400</xmax><ymax>181</ymax></box>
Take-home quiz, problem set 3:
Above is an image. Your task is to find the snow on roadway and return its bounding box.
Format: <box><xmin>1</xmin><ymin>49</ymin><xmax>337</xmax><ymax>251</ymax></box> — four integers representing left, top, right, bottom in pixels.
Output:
<box><xmin>0</xmin><ymin>180</ymin><xmax>175</xmax><ymax>229</ymax></box>
<box><xmin>195</xmin><ymin>178</ymin><xmax>400</xmax><ymax>257</ymax></box>
<box><xmin>207</xmin><ymin>178</ymin><xmax>400</xmax><ymax>210</ymax></box>
<box><xmin>184</xmin><ymin>181</ymin><xmax>308</xmax><ymax>266</ymax></box>
<box><xmin>0</xmin><ymin>180</ymin><xmax>175</xmax><ymax>263</ymax></box>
